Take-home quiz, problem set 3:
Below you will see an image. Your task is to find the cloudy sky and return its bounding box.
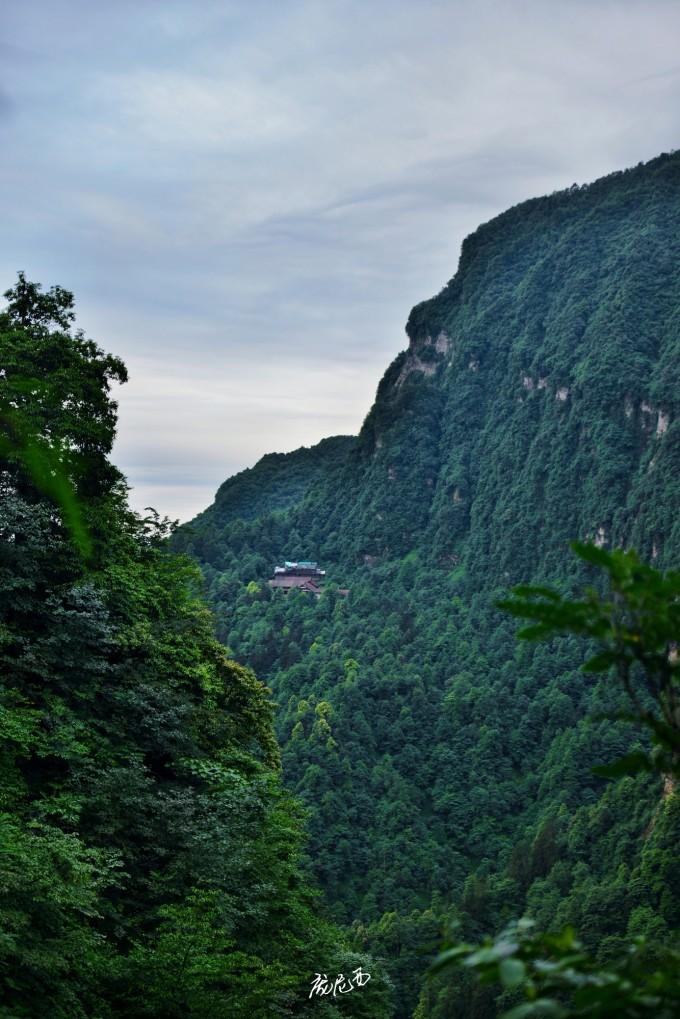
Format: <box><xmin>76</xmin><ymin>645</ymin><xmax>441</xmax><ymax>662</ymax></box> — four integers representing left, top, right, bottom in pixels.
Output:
<box><xmin>2</xmin><ymin>1</ymin><xmax>679</xmax><ymax>519</ymax></box>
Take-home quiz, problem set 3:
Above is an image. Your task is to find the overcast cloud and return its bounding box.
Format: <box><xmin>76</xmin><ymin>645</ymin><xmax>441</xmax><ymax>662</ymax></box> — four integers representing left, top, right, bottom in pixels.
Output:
<box><xmin>2</xmin><ymin>0</ymin><xmax>679</xmax><ymax>519</ymax></box>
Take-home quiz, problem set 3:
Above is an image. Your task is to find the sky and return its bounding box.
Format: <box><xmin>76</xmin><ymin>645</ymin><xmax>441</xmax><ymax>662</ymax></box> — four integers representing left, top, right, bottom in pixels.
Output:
<box><xmin>2</xmin><ymin>1</ymin><xmax>680</xmax><ymax>520</ymax></box>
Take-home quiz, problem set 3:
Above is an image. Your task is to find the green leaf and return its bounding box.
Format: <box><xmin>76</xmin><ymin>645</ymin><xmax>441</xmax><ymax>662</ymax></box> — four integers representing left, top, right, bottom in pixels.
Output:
<box><xmin>583</xmin><ymin>651</ymin><xmax>616</xmax><ymax>673</ymax></box>
<box><xmin>592</xmin><ymin>752</ymin><xmax>653</xmax><ymax>779</ymax></box>
<box><xmin>571</xmin><ymin>541</ymin><xmax>614</xmax><ymax>568</ymax></box>
<box><xmin>429</xmin><ymin>944</ymin><xmax>473</xmax><ymax>973</ymax></box>
<box><xmin>500</xmin><ymin>957</ymin><xmax>526</xmax><ymax>988</ymax></box>
<box><xmin>516</xmin><ymin>624</ymin><xmax>552</xmax><ymax>641</ymax></box>
<box><xmin>503</xmin><ymin>1000</ymin><xmax>566</xmax><ymax>1019</ymax></box>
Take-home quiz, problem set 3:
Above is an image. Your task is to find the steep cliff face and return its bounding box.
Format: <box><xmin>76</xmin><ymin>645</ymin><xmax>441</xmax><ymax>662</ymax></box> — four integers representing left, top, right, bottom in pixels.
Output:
<box><xmin>289</xmin><ymin>151</ymin><xmax>680</xmax><ymax>582</ymax></box>
<box><xmin>174</xmin><ymin>151</ymin><xmax>680</xmax><ymax>1018</ymax></box>
<box><xmin>181</xmin><ymin>152</ymin><xmax>680</xmax><ymax>583</ymax></box>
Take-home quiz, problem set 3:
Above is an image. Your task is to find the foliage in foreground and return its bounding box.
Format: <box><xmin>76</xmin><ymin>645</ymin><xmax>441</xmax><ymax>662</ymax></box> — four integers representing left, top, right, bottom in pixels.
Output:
<box><xmin>425</xmin><ymin>543</ymin><xmax>680</xmax><ymax>1018</ymax></box>
<box><xmin>500</xmin><ymin>541</ymin><xmax>680</xmax><ymax>779</ymax></box>
<box><xmin>0</xmin><ymin>276</ymin><xmax>390</xmax><ymax>1018</ymax></box>
<box><xmin>429</xmin><ymin>920</ymin><xmax>680</xmax><ymax>1019</ymax></box>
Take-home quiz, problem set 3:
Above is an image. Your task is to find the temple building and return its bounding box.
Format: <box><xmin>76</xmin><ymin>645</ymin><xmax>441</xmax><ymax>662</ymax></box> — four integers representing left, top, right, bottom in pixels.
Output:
<box><xmin>268</xmin><ymin>560</ymin><xmax>325</xmax><ymax>596</ymax></box>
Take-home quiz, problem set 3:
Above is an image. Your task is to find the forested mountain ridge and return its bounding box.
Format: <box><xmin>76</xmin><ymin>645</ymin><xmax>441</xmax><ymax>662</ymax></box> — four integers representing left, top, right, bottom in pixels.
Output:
<box><xmin>174</xmin><ymin>150</ymin><xmax>680</xmax><ymax>1017</ymax></box>
<box><xmin>300</xmin><ymin>148</ymin><xmax>680</xmax><ymax>574</ymax></box>
<box><xmin>198</xmin><ymin>435</ymin><xmax>355</xmax><ymax>528</ymax></box>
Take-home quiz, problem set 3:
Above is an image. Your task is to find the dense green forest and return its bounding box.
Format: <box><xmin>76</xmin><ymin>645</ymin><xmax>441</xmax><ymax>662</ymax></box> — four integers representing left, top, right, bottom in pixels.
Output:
<box><xmin>2</xmin><ymin>150</ymin><xmax>679</xmax><ymax>1018</ymax></box>
<box><xmin>173</xmin><ymin>151</ymin><xmax>680</xmax><ymax>1017</ymax></box>
<box><xmin>0</xmin><ymin>275</ymin><xmax>390</xmax><ymax>1017</ymax></box>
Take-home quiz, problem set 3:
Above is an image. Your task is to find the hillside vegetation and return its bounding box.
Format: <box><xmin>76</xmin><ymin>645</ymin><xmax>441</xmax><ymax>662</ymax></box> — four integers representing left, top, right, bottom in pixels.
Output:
<box><xmin>174</xmin><ymin>151</ymin><xmax>680</xmax><ymax>1017</ymax></box>
<box><xmin>0</xmin><ymin>275</ymin><xmax>389</xmax><ymax>1018</ymax></box>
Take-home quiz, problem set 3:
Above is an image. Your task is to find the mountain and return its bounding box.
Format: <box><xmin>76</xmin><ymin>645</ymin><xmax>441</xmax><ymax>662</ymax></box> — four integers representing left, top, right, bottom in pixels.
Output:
<box><xmin>196</xmin><ymin>435</ymin><xmax>355</xmax><ymax>528</ymax></box>
<box><xmin>173</xmin><ymin>150</ymin><xmax>680</xmax><ymax>1017</ymax></box>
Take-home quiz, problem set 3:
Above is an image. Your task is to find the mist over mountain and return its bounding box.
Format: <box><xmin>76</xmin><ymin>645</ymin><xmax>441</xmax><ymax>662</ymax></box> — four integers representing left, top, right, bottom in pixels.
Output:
<box><xmin>174</xmin><ymin>151</ymin><xmax>680</xmax><ymax>1017</ymax></box>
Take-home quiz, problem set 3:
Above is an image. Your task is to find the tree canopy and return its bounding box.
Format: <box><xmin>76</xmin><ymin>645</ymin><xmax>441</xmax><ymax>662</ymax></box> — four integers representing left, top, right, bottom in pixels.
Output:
<box><xmin>0</xmin><ymin>276</ymin><xmax>389</xmax><ymax>1018</ymax></box>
